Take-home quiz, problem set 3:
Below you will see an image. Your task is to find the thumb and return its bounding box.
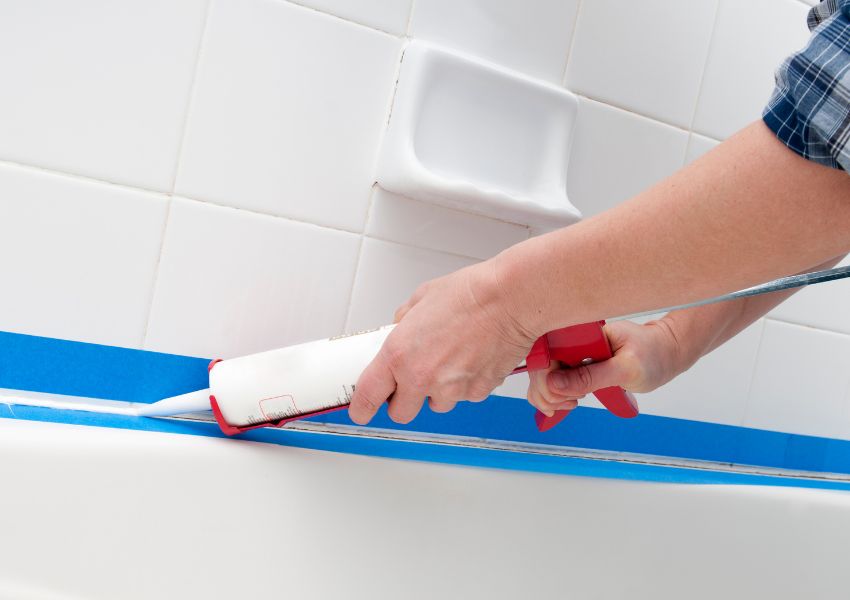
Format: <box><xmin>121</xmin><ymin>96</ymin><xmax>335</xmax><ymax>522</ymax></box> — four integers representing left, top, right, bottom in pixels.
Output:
<box><xmin>547</xmin><ymin>358</ymin><xmax>629</xmax><ymax>396</ymax></box>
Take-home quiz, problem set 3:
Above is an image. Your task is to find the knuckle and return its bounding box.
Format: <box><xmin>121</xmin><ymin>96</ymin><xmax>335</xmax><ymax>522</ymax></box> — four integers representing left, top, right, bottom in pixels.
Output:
<box><xmin>437</xmin><ymin>381</ymin><xmax>465</xmax><ymax>401</ymax></box>
<box><xmin>383</xmin><ymin>342</ymin><xmax>406</xmax><ymax>369</ymax></box>
<box><xmin>466</xmin><ymin>383</ymin><xmax>492</xmax><ymax>402</ymax></box>
<box><xmin>408</xmin><ymin>371</ymin><xmax>431</xmax><ymax>392</ymax></box>
<box><xmin>414</xmin><ymin>282</ymin><xmax>430</xmax><ymax>297</ymax></box>
<box><xmin>354</xmin><ymin>390</ymin><xmax>380</xmax><ymax>414</ymax></box>
<box><xmin>622</xmin><ymin>356</ymin><xmax>644</xmax><ymax>385</ymax></box>
<box><xmin>575</xmin><ymin>366</ymin><xmax>594</xmax><ymax>392</ymax></box>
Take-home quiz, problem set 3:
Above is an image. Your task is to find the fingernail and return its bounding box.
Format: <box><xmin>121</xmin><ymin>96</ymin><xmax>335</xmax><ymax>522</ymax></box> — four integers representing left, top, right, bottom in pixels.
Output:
<box><xmin>550</xmin><ymin>371</ymin><xmax>568</xmax><ymax>391</ymax></box>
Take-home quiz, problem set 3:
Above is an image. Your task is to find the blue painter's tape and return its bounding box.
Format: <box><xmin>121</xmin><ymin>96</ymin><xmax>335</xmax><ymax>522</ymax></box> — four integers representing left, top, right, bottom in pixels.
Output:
<box><xmin>2</xmin><ymin>330</ymin><xmax>850</xmax><ymax>487</ymax></box>
<box><xmin>312</xmin><ymin>399</ymin><xmax>850</xmax><ymax>478</ymax></box>
<box><xmin>3</xmin><ymin>403</ymin><xmax>850</xmax><ymax>491</ymax></box>
<box><xmin>0</xmin><ymin>331</ymin><xmax>209</xmax><ymax>402</ymax></box>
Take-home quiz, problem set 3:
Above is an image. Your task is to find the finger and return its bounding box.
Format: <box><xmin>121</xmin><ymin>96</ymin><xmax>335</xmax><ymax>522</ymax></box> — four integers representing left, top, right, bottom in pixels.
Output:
<box><xmin>527</xmin><ymin>376</ymin><xmax>557</xmax><ymax>417</ymax></box>
<box><xmin>529</xmin><ymin>363</ymin><xmax>575</xmax><ymax>410</ymax></box>
<box><xmin>428</xmin><ymin>396</ymin><xmax>458</xmax><ymax>414</ymax></box>
<box><xmin>349</xmin><ymin>355</ymin><xmax>396</xmax><ymax>425</ymax></box>
<box><xmin>393</xmin><ymin>283</ymin><xmax>430</xmax><ymax>323</ymax></box>
<box><xmin>538</xmin><ymin>394</ymin><xmax>581</xmax><ymax>412</ymax></box>
<box><xmin>387</xmin><ymin>383</ymin><xmax>427</xmax><ymax>424</ymax></box>
<box><xmin>393</xmin><ymin>301</ymin><xmax>412</xmax><ymax>323</ymax></box>
<box><xmin>548</xmin><ymin>358</ymin><xmax>629</xmax><ymax>397</ymax></box>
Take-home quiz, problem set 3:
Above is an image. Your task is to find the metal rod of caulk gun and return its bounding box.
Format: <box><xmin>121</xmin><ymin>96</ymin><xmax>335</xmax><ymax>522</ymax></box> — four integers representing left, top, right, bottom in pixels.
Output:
<box><xmin>608</xmin><ymin>264</ymin><xmax>850</xmax><ymax>322</ymax></box>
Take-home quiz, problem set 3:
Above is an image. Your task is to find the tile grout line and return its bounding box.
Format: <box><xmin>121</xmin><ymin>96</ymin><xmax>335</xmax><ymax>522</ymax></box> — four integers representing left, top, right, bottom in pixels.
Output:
<box><xmin>0</xmin><ymin>157</ymin><xmax>170</xmax><ymax>199</ymax></box>
<box><xmin>684</xmin><ymin>0</ymin><xmax>723</xmax><ymax>157</ymax></box>
<box><xmin>341</xmin><ymin>238</ymin><xmax>367</xmax><ymax>333</ymax></box>
<box><xmin>0</xmin><ymin>152</ymin><xmax>373</xmax><ymax>237</ymax></box>
<box><xmin>141</xmin><ymin>0</ymin><xmax>215</xmax><ymax>348</ymax></box>
<box><xmin>341</xmin><ymin>189</ymin><xmax>378</xmax><ymax>333</ymax></box>
<box><xmin>364</xmin><ymin>231</ymin><xmax>489</xmax><ymax>263</ymax></box>
<box><xmin>404</xmin><ymin>0</ymin><xmax>417</xmax><ymax>36</ymax></box>
<box><xmin>739</xmin><ymin>317</ymin><xmax>769</xmax><ymax>427</ymax></box>
<box><xmin>278</xmin><ymin>0</ymin><xmax>403</xmax><ymax>39</ymax></box>
<box><xmin>340</xmin><ymin>29</ymin><xmax>406</xmax><ymax>332</ymax></box>
<box><xmin>574</xmin><ymin>93</ymin><xmax>720</xmax><ymax>141</ymax></box>
<box><xmin>167</xmin><ymin>0</ymin><xmax>214</xmax><ymax>195</ymax></box>
<box><xmin>764</xmin><ymin>316</ymin><xmax>850</xmax><ymax>338</ymax></box>
<box><xmin>560</xmin><ymin>0</ymin><xmax>584</xmax><ymax>87</ymax></box>
<box><xmin>139</xmin><ymin>201</ymin><xmax>174</xmax><ymax>349</ymax></box>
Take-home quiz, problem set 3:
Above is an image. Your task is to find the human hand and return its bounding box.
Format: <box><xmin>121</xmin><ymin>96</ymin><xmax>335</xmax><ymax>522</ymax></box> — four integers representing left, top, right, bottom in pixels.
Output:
<box><xmin>347</xmin><ymin>258</ymin><xmax>538</xmax><ymax>425</ymax></box>
<box><xmin>526</xmin><ymin>319</ymin><xmax>683</xmax><ymax>417</ymax></box>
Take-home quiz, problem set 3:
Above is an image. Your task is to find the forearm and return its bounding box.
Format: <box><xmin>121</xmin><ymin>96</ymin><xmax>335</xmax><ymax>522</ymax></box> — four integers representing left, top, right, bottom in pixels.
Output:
<box><xmin>659</xmin><ymin>254</ymin><xmax>847</xmax><ymax>371</ymax></box>
<box><xmin>496</xmin><ymin>121</ymin><xmax>850</xmax><ymax>337</ymax></box>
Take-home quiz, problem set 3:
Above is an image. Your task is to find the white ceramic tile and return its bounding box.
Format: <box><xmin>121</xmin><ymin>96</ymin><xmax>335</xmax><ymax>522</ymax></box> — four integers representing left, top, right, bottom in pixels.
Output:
<box><xmin>769</xmin><ymin>255</ymin><xmax>850</xmax><ymax>335</ymax></box>
<box><xmin>145</xmin><ymin>198</ymin><xmax>360</xmax><ymax>358</ymax></box>
<box><xmin>175</xmin><ymin>0</ymin><xmax>402</xmax><ymax>232</ymax></box>
<box><xmin>290</xmin><ymin>0</ymin><xmax>413</xmax><ymax>35</ymax></box>
<box><xmin>565</xmin><ymin>0</ymin><xmax>717</xmax><ymax>128</ymax></box>
<box><xmin>637</xmin><ymin>320</ymin><xmax>764</xmax><ymax>425</ymax></box>
<box><xmin>693</xmin><ymin>0</ymin><xmax>811</xmax><ymax>139</ymax></box>
<box><xmin>377</xmin><ymin>42</ymin><xmax>581</xmax><ymax>229</ymax></box>
<box><xmin>366</xmin><ymin>187</ymin><xmax>529</xmax><ymax>260</ymax></box>
<box><xmin>684</xmin><ymin>133</ymin><xmax>721</xmax><ymax>165</ymax></box>
<box><xmin>346</xmin><ymin>238</ymin><xmax>476</xmax><ymax>331</ymax></box>
<box><xmin>567</xmin><ymin>98</ymin><xmax>689</xmax><ymax>217</ymax></box>
<box><xmin>409</xmin><ymin>0</ymin><xmax>580</xmax><ymax>83</ymax></box>
<box><xmin>0</xmin><ymin>0</ymin><xmax>207</xmax><ymax>191</ymax></box>
<box><xmin>0</xmin><ymin>164</ymin><xmax>167</xmax><ymax>347</ymax></box>
<box><xmin>744</xmin><ymin>320</ymin><xmax>850</xmax><ymax>439</ymax></box>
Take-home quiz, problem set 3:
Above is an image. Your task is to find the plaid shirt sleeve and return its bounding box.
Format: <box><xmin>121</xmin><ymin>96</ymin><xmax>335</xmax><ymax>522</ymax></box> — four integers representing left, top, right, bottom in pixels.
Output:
<box><xmin>762</xmin><ymin>0</ymin><xmax>850</xmax><ymax>173</ymax></box>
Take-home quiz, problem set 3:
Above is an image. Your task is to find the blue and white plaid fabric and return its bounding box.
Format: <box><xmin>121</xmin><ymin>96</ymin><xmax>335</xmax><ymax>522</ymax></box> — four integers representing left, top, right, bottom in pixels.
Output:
<box><xmin>763</xmin><ymin>0</ymin><xmax>850</xmax><ymax>173</ymax></box>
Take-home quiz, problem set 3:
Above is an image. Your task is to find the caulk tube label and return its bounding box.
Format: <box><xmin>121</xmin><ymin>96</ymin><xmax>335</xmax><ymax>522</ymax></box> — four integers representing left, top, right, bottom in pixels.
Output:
<box><xmin>209</xmin><ymin>325</ymin><xmax>395</xmax><ymax>428</ymax></box>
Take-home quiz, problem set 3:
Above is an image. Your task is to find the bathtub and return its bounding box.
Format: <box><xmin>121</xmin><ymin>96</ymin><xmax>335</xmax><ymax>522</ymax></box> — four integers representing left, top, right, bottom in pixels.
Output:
<box><xmin>1</xmin><ymin>415</ymin><xmax>849</xmax><ymax>600</ymax></box>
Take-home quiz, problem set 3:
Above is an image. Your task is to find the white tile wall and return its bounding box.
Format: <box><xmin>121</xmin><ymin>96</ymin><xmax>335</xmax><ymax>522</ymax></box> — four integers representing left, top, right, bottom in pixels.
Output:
<box><xmin>346</xmin><ymin>238</ymin><xmax>476</xmax><ymax>331</ymax></box>
<box><xmin>0</xmin><ymin>0</ymin><xmax>208</xmax><ymax>191</ymax></box>
<box><xmin>0</xmin><ymin>163</ymin><xmax>167</xmax><ymax>347</ymax></box>
<box><xmin>692</xmin><ymin>0</ymin><xmax>811</xmax><ymax>139</ymax></box>
<box><xmin>567</xmin><ymin>98</ymin><xmax>689</xmax><ymax>217</ymax></box>
<box><xmin>639</xmin><ymin>320</ymin><xmax>765</xmax><ymax>425</ymax></box>
<box><xmin>1</xmin><ymin>0</ymin><xmax>846</xmax><ymax>442</ymax></box>
<box><xmin>290</xmin><ymin>0</ymin><xmax>413</xmax><ymax>35</ymax></box>
<box><xmin>145</xmin><ymin>198</ymin><xmax>360</xmax><ymax>358</ymax></box>
<box><xmin>366</xmin><ymin>187</ymin><xmax>529</xmax><ymax>260</ymax></box>
<box><xmin>175</xmin><ymin>0</ymin><xmax>402</xmax><ymax>231</ymax></box>
<box><xmin>410</xmin><ymin>0</ymin><xmax>580</xmax><ymax>83</ymax></box>
<box><xmin>744</xmin><ymin>320</ymin><xmax>850</xmax><ymax>439</ymax></box>
<box><xmin>565</xmin><ymin>0</ymin><xmax>718</xmax><ymax>128</ymax></box>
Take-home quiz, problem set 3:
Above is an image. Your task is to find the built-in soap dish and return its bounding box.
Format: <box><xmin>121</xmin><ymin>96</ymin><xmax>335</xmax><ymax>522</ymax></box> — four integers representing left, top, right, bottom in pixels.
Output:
<box><xmin>376</xmin><ymin>41</ymin><xmax>582</xmax><ymax>229</ymax></box>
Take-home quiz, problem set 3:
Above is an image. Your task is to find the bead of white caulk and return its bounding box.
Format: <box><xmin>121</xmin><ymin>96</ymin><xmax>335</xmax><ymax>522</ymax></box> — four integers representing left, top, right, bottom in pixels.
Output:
<box><xmin>133</xmin><ymin>389</ymin><xmax>212</xmax><ymax>417</ymax></box>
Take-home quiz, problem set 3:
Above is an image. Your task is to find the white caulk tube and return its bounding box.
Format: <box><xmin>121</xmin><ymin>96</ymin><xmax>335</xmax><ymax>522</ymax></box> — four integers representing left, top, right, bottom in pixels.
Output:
<box><xmin>210</xmin><ymin>325</ymin><xmax>394</xmax><ymax>429</ymax></box>
<box><xmin>135</xmin><ymin>325</ymin><xmax>397</xmax><ymax>428</ymax></box>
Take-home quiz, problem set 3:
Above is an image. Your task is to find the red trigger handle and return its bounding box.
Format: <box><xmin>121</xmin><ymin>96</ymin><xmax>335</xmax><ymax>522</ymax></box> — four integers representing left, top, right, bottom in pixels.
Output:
<box><xmin>513</xmin><ymin>321</ymin><xmax>639</xmax><ymax>432</ymax></box>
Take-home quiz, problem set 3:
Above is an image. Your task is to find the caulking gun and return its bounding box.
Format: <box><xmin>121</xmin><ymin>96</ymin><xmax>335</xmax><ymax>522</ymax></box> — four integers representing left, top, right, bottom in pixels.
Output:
<box><xmin>132</xmin><ymin>264</ymin><xmax>850</xmax><ymax>434</ymax></box>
